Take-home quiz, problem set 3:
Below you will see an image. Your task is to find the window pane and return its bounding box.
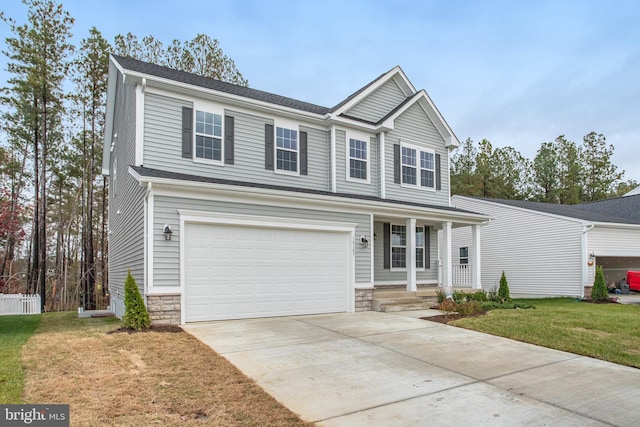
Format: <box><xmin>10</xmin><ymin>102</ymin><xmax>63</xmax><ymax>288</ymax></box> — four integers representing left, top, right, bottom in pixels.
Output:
<box><xmin>391</xmin><ymin>225</ymin><xmax>406</xmax><ymax>246</ymax></box>
<box><xmin>276</xmin><ymin>148</ymin><xmax>297</xmax><ymax>171</ymax></box>
<box><xmin>416</xmin><ymin>248</ymin><xmax>424</xmax><ymax>269</ymax></box>
<box><xmin>401</xmin><ymin>147</ymin><xmax>416</xmax><ymax>166</ymax></box>
<box><xmin>195</xmin><ymin>135</ymin><xmax>221</xmax><ymax>161</ymax></box>
<box><xmin>403</xmin><ymin>166</ymin><xmax>417</xmax><ymax>185</ymax></box>
<box><xmin>392</xmin><ymin>247</ymin><xmax>406</xmax><ymax>268</ymax></box>
<box><xmin>350</xmin><ymin>139</ymin><xmax>367</xmax><ymax>160</ymax></box>
<box><xmin>421</xmin><ymin>151</ymin><xmax>434</xmax><ymax>169</ymax></box>
<box><xmin>350</xmin><ymin>159</ymin><xmax>367</xmax><ymax>179</ymax></box>
<box><xmin>421</xmin><ymin>170</ymin><xmax>434</xmax><ymax>188</ymax></box>
<box><xmin>416</xmin><ymin>227</ymin><xmax>424</xmax><ymax>246</ymax></box>
<box><xmin>276</xmin><ymin>127</ymin><xmax>297</xmax><ymax>151</ymax></box>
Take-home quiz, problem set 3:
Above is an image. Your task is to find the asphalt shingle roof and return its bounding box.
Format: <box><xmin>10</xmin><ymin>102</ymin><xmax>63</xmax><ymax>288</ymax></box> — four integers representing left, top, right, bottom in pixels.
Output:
<box><xmin>471</xmin><ymin>196</ymin><xmax>640</xmax><ymax>225</ymax></box>
<box><xmin>131</xmin><ymin>166</ymin><xmax>484</xmax><ymax>216</ymax></box>
<box><xmin>112</xmin><ymin>55</ymin><xmax>331</xmax><ymax>115</ymax></box>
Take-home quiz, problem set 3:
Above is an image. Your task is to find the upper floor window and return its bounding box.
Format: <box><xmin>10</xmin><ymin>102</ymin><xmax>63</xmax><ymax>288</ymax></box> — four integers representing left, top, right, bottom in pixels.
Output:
<box><xmin>276</xmin><ymin>127</ymin><xmax>298</xmax><ymax>173</ymax></box>
<box><xmin>195</xmin><ymin>110</ymin><xmax>223</xmax><ymax>162</ymax></box>
<box><xmin>348</xmin><ymin>138</ymin><xmax>368</xmax><ymax>181</ymax></box>
<box><xmin>401</xmin><ymin>143</ymin><xmax>435</xmax><ymax>190</ymax></box>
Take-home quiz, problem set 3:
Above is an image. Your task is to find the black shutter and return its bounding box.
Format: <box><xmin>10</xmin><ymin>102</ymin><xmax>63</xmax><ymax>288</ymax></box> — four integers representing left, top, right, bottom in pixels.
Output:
<box><xmin>265</xmin><ymin>124</ymin><xmax>274</xmax><ymax>170</ymax></box>
<box><xmin>393</xmin><ymin>144</ymin><xmax>401</xmax><ymax>184</ymax></box>
<box><xmin>425</xmin><ymin>226</ymin><xmax>431</xmax><ymax>269</ymax></box>
<box><xmin>300</xmin><ymin>131</ymin><xmax>308</xmax><ymax>175</ymax></box>
<box><xmin>435</xmin><ymin>153</ymin><xmax>441</xmax><ymax>190</ymax></box>
<box><xmin>383</xmin><ymin>223</ymin><xmax>391</xmax><ymax>269</ymax></box>
<box><xmin>181</xmin><ymin>107</ymin><xmax>193</xmax><ymax>158</ymax></box>
<box><xmin>224</xmin><ymin>115</ymin><xmax>234</xmax><ymax>164</ymax></box>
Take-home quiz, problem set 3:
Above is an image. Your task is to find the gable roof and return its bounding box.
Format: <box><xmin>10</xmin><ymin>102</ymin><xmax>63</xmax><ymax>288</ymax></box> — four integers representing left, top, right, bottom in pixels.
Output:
<box><xmin>458</xmin><ymin>196</ymin><xmax>640</xmax><ymax>225</ymax></box>
<box><xmin>111</xmin><ymin>55</ymin><xmax>330</xmax><ymax>115</ymax></box>
<box><xmin>624</xmin><ymin>185</ymin><xmax>640</xmax><ymax>197</ymax></box>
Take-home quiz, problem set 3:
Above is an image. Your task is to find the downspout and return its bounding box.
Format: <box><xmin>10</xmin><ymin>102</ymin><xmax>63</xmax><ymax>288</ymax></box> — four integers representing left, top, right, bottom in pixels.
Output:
<box><xmin>144</xmin><ymin>182</ymin><xmax>153</xmax><ymax>305</ymax></box>
<box><xmin>581</xmin><ymin>224</ymin><xmax>595</xmax><ymax>298</ymax></box>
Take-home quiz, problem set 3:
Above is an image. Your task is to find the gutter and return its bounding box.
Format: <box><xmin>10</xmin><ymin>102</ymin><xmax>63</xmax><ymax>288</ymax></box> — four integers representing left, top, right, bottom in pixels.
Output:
<box><xmin>580</xmin><ymin>224</ymin><xmax>595</xmax><ymax>298</ymax></box>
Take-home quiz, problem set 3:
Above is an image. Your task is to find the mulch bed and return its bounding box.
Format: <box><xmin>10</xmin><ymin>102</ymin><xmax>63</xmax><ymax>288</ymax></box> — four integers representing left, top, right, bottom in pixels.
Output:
<box><xmin>107</xmin><ymin>325</ymin><xmax>184</xmax><ymax>334</ymax></box>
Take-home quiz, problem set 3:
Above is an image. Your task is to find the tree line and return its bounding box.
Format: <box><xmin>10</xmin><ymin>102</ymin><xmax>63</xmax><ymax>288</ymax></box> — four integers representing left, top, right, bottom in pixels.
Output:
<box><xmin>0</xmin><ymin>0</ymin><xmax>245</xmax><ymax>311</ymax></box>
<box><xmin>451</xmin><ymin>133</ymin><xmax>638</xmax><ymax>203</ymax></box>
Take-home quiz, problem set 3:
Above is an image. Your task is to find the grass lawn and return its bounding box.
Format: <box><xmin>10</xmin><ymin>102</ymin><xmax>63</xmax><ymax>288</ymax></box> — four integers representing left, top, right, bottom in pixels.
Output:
<box><xmin>0</xmin><ymin>314</ymin><xmax>41</xmax><ymax>403</ymax></box>
<box><xmin>14</xmin><ymin>312</ymin><xmax>311</xmax><ymax>426</ymax></box>
<box><xmin>452</xmin><ymin>298</ymin><xmax>640</xmax><ymax>368</ymax></box>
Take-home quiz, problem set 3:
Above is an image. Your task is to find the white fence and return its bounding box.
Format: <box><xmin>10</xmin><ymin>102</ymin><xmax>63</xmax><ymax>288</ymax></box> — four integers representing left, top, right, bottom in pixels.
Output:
<box><xmin>0</xmin><ymin>294</ymin><xmax>42</xmax><ymax>315</ymax></box>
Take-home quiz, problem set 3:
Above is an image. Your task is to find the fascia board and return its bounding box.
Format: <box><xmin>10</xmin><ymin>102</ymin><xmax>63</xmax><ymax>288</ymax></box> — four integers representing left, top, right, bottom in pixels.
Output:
<box><xmin>591</xmin><ymin>221</ymin><xmax>640</xmax><ymax>230</ymax></box>
<box><xmin>130</xmin><ymin>167</ymin><xmax>490</xmax><ymax>225</ymax></box>
<box><xmin>330</xmin><ymin>66</ymin><xmax>415</xmax><ymax>118</ymax></box>
<box><xmin>102</xmin><ymin>57</ymin><xmax>120</xmax><ymax>175</ymax></box>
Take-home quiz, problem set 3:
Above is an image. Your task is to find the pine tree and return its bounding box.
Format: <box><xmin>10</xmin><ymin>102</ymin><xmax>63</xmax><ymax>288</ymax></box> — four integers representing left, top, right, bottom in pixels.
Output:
<box><xmin>591</xmin><ymin>266</ymin><xmax>609</xmax><ymax>302</ymax></box>
<box><xmin>122</xmin><ymin>271</ymin><xmax>150</xmax><ymax>331</ymax></box>
<box><xmin>498</xmin><ymin>271</ymin><xmax>511</xmax><ymax>303</ymax></box>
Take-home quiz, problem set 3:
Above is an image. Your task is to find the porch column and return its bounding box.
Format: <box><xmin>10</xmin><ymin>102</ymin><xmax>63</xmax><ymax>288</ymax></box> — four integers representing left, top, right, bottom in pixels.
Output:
<box><xmin>406</xmin><ymin>218</ymin><xmax>417</xmax><ymax>292</ymax></box>
<box><xmin>471</xmin><ymin>224</ymin><xmax>482</xmax><ymax>289</ymax></box>
<box><xmin>441</xmin><ymin>221</ymin><xmax>453</xmax><ymax>291</ymax></box>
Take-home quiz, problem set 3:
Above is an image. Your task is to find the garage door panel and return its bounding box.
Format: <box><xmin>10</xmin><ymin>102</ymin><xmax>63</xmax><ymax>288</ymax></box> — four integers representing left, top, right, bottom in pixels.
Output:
<box><xmin>185</xmin><ymin>223</ymin><xmax>350</xmax><ymax>322</ymax></box>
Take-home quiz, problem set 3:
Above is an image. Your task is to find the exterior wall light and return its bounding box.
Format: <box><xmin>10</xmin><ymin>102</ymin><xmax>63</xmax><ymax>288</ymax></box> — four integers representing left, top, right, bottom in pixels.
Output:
<box><xmin>163</xmin><ymin>224</ymin><xmax>173</xmax><ymax>240</ymax></box>
<box><xmin>360</xmin><ymin>235</ymin><xmax>369</xmax><ymax>248</ymax></box>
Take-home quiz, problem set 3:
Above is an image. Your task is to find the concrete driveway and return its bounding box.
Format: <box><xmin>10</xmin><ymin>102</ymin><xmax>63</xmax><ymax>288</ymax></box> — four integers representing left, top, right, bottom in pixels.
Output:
<box><xmin>183</xmin><ymin>311</ymin><xmax>640</xmax><ymax>426</ymax></box>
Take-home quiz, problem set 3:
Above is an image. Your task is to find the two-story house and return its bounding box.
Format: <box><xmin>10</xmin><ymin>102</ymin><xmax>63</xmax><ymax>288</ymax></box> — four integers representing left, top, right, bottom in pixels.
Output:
<box><xmin>103</xmin><ymin>55</ymin><xmax>489</xmax><ymax>324</ymax></box>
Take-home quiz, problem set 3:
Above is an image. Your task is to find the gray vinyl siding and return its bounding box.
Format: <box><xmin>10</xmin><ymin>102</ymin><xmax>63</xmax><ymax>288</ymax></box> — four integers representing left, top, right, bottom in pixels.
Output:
<box><xmin>385</xmin><ymin>102</ymin><xmax>450</xmax><ymax>206</ymax></box>
<box><xmin>108</xmin><ymin>75</ymin><xmax>145</xmax><ymax>308</ymax></box>
<box><xmin>373</xmin><ymin>221</ymin><xmax>438</xmax><ymax>283</ymax></box>
<box><xmin>153</xmin><ymin>195</ymin><xmax>372</xmax><ymax>285</ymax></box>
<box><xmin>143</xmin><ymin>93</ymin><xmax>330</xmax><ymax>191</ymax></box>
<box><xmin>451</xmin><ymin>197</ymin><xmax>584</xmax><ymax>297</ymax></box>
<box><xmin>335</xmin><ymin>130</ymin><xmax>379</xmax><ymax>196</ymax></box>
<box><xmin>345</xmin><ymin>78</ymin><xmax>407</xmax><ymax>123</ymax></box>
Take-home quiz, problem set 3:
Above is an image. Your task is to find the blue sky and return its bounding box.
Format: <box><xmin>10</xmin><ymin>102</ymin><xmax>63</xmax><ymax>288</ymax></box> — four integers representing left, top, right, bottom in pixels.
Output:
<box><xmin>2</xmin><ymin>0</ymin><xmax>639</xmax><ymax>182</ymax></box>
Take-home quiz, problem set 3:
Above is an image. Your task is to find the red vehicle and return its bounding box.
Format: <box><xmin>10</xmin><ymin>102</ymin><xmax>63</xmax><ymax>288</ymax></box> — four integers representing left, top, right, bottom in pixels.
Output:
<box><xmin>628</xmin><ymin>271</ymin><xmax>640</xmax><ymax>292</ymax></box>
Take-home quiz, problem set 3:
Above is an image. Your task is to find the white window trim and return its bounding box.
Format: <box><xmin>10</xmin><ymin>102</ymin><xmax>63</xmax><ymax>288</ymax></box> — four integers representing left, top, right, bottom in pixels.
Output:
<box><xmin>390</xmin><ymin>223</ymin><xmax>426</xmax><ymax>271</ymax></box>
<box><xmin>400</xmin><ymin>141</ymin><xmax>436</xmax><ymax>192</ymax></box>
<box><xmin>192</xmin><ymin>101</ymin><xmax>225</xmax><ymax>166</ymax></box>
<box><xmin>274</xmin><ymin>118</ymin><xmax>300</xmax><ymax>176</ymax></box>
<box><xmin>345</xmin><ymin>130</ymin><xmax>371</xmax><ymax>184</ymax></box>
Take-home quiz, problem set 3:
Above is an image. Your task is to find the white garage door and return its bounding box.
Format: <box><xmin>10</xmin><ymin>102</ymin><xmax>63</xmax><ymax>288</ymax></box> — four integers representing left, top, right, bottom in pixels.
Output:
<box><xmin>184</xmin><ymin>222</ymin><xmax>350</xmax><ymax>322</ymax></box>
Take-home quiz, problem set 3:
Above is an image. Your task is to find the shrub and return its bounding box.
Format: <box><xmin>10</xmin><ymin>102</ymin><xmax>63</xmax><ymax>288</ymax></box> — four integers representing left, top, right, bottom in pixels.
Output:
<box><xmin>498</xmin><ymin>271</ymin><xmax>511</xmax><ymax>303</ymax></box>
<box><xmin>435</xmin><ymin>289</ymin><xmax>446</xmax><ymax>303</ymax></box>
<box><xmin>438</xmin><ymin>299</ymin><xmax>458</xmax><ymax>314</ymax></box>
<box><xmin>591</xmin><ymin>265</ymin><xmax>609</xmax><ymax>302</ymax></box>
<box><xmin>452</xmin><ymin>290</ymin><xmax>468</xmax><ymax>303</ymax></box>
<box><xmin>456</xmin><ymin>301</ymin><xmax>485</xmax><ymax>316</ymax></box>
<box><xmin>469</xmin><ymin>290</ymin><xmax>488</xmax><ymax>302</ymax></box>
<box><xmin>123</xmin><ymin>271</ymin><xmax>151</xmax><ymax>331</ymax></box>
<box><xmin>488</xmin><ymin>286</ymin><xmax>498</xmax><ymax>302</ymax></box>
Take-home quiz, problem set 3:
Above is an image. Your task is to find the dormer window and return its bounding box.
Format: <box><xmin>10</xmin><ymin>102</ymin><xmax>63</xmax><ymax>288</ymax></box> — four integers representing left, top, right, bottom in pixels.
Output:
<box><xmin>276</xmin><ymin>127</ymin><xmax>298</xmax><ymax>173</ymax></box>
<box><xmin>195</xmin><ymin>110</ymin><xmax>223</xmax><ymax>162</ymax></box>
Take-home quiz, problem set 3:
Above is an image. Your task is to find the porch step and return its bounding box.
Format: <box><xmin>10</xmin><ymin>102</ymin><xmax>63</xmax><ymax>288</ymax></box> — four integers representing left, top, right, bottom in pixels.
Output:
<box><xmin>372</xmin><ymin>291</ymin><xmax>439</xmax><ymax>312</ymax></box>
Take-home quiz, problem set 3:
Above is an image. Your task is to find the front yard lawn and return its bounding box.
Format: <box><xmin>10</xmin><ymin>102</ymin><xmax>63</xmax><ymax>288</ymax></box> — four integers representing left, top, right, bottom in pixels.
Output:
<box><xmin>451</xmin><ymin>298</ymin><xmax>640</xmax><ymax>368</ymax></box>
<box><xmin>12</xmin><ymin>312</ymin><xmax>310</xmax><ymax>426</ymax></box>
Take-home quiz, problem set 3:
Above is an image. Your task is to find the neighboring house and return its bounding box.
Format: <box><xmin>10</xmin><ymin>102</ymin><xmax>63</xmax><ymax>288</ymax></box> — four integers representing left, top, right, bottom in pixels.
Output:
<box><xmin>451</xmin><ymin>195</ymin><xmax>640</xmax><ymax>297</ymax></box>
<box><xmin>103</xmin><ymin>55</ymin><xmax>489</xmax><ymax>324</ymax></box>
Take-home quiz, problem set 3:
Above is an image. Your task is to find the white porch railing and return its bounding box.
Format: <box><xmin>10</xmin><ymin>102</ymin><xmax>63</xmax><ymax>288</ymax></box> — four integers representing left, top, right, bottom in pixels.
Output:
<box><xmin>452</xmin><ymin>264</ymin><xmax>473</xmax><ymax>287</ymax></box>
<box><xmin>0</xmin><ymin>294</ymin><xmax>42</xmax><ymax>315</ymax></box>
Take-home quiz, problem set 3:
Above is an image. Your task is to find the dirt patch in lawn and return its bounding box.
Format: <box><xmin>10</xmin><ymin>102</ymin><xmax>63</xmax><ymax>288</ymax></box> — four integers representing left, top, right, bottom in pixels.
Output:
<box><xmin>21</xmin><ymin>313</ymin><xmax>311</xmax><ymax>426</ymax></box>
<box><xmin>423</xmin><ymin>313</ymin><xmax>485</xmax><ymax>324</ymax></box>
